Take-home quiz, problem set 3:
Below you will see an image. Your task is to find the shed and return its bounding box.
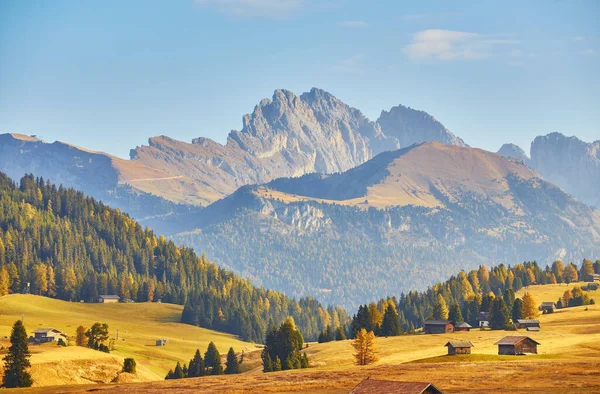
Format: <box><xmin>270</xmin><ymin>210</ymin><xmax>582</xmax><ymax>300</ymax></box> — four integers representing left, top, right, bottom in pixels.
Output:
<box><xmin>349</xmin><ymin>379</ymin><xmax>444</xmax><ymax>394</ymax></box>
<box><xmin>582</xmin><ymin>273</ymin><xmax>600</xmax><ymax>282</ymax></box>
<box><xmin>444</xmin><ymin>341</ymin><xmax>474</xmax><ymax>355</ymax></box>
<box><xmin>156</xmin><ymin>339</ymin><xmax>168</xmax><ymax>346</ymax></box>
<box><xmin>583</xmin><ymin>283</ymin><xmax>599</xmax><ymax>291</ymax></box>
<box><xmin>539</xmin><ymin>302</ymin><xmax>556</xmax><ymax>314</ymax></box>
<box><xmin>515</xmin><ymin>319</ymin><xmax>540</xmax><ymax>329</ymax></box>
<box><xmin>455</xmin><ymin>322</ymin><xmax>472</xmax><ymax>332</ymax></box>
<box><xmin>32</xmin><ymin>328</ymin><xmax>68</xmax><ymax>344</ymax></box>
<box><xmin>495</xmin><ymin>336</ymin><xmax>540</xmax><ymax>355</ymax></box>
<box><xmin>98</xmin><ymin>295</ymin><xmax>120</xmax><ymax>303</ymax></box>
<box><xmin>526</xmin><ymin>327</ymin><xmax>540</xmax><ymax>332</ymax></box>
<box><xmin>477</xmin><ymin>312</ymin><xmax>490</xmax><ymax>328</ymax></box>
<box><xmin>423</xmin><ymin>320</ymin><xmax>454</xmax><ymax>334</ymax></box>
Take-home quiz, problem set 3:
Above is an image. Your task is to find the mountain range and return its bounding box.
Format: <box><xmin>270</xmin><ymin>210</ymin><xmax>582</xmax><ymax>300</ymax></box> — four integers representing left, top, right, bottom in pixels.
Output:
<box><xmin>1</xmin><ymin>87</ymin><xmax>598</xmax><ymax>309</ymax></box>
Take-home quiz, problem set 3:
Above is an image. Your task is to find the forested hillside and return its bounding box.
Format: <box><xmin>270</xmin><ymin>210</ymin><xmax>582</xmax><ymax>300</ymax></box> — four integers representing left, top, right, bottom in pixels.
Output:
<box><xmin>0</xmin><ymin>172</ymin><xmax>346</xmax><ymax>342</ymax></box>
<box><xmin>172</xmin><ymin>143</ymin><xmax>600</xmax><ymax>310</ymax></box>
<box><xmin>349</xmin><ymin>259</ymin><xmax>599</xmax><ymax>336</ymax></box>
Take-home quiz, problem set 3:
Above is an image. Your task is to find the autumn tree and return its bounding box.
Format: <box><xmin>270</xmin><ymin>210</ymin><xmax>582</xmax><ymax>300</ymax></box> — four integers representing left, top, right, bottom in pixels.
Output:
<box><xmin>562</xmin><ymin>289</ymin><xmax>573</xmax><ymax>307</ymax></box>
<box><xmin>432</xmin><ymin>294</ymin><xmax>449</xmax><ymax>320</ymax></box>
<box><xmin>521</xmin><ymin>292</ymin><xmax>539</xmax><ymax>319</ymax></box>
<box><xmin>580</xmin><ymin>259</ymin><xmax>594</xmax><ymax>279</ymax></box>
<box><xmin>551</xmin><ymin>260</ymin><xmax>565</xmax><ymax>283</ymax></box>
<box><xmin>564</xmin><ymin>264</ymin><xmax>578</xmax><ymax>284</ymax></box>
<box><xmin>75</xmin><ymin>325</ymin><xmax>86</xmax><ymax>347</ymax></box>
<box><xmin>2</xmin><ymin>320</ymin><xmax>32</xmax><ymax>388</ymax></box>
<box><xmin>352</xmin><ymin>329</ymin><xmax>379</xmax><ymax>366</ymax></box>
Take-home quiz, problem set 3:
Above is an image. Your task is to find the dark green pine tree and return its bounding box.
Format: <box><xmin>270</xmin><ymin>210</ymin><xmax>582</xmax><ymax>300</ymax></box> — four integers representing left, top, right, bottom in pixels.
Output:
<box><xmin>300</xmin><ymin>352</ymin><xmax>309</xmax><ymax>368</ymax></box>
<box><xmin>173</xmin><ymin>362</ymin><xmax>185</xmax><ymax>379</ymax></box>
<box><xmin>262</xmin><ymin>352</ymin><xmax>273</xmax><ymax>372</ymax></box>
<box><xmin>188</xmin><ymin>349</ymin><xmax>205</xmax><ymax>377</ymax></box>
<box><xmin>204</xmin><ymin>342</ymin><xmax>223</xmax><ymax>375</ymax></box>
<box><xmin>224</xmin><ymin>347</ymin><xmax>239</xmax><ymax>374</ymax></box>
<box><xmin>512</xmin><ymin>298</ymin><xmax>524</xmax><ymax>322</ymax></box>
<box><xmin>448</xmin><ymin>303</ymin><xmax>464</xmax><ymax>323</ymax></box>
<box><xmin>273</xmin><ymin>356</ymin><xmax>282</xmax><ymax>371</ymax></box>
<box><xmin>380</xmin><ymin>304</ymin><xmax>401</xmax><ymax>337</ymax></box>
<box><xmin>2</xmin><ymin>320</ymin><xmax>33</xmax><ymax>388</ymax></box>
<box><xmin>334</xmin><ymin>326</ymin><xmax>346</xmax><ymax>341</ymax></box>
<box><xmin>490</xmin><ymin>297</ymin><xmax>511</xmax><ymax>330</ymax></box>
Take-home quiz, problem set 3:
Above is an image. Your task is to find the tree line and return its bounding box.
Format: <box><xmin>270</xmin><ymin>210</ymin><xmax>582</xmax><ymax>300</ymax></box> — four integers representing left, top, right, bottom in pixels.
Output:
<box><xmin>0</xmin><ymin>173</ymin><xmax>346</xmax><ymax>342</ymax></box>
<box><xmin>348</xmin><ymin>259</ymin><xmax>599</xmax><ymax>337</ymax></box>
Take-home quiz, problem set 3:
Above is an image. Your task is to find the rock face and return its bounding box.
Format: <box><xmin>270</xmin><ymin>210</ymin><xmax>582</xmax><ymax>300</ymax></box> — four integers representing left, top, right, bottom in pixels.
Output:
<box><xmin>377</xmin><ymin>104</ymin><xmax>468</xmax><ymax>148</ymax></box>
<box><xmin>129</xmin><ymin>89</ymin><xmax>469</xmax><ymax>205</ymax></box>
<box><xmin>497</xmin><ymin>143</ymin><xmax>531</xmax><ymax>166</ymax></box>
<box><xmin>530</xmin><ymin>132</ymin><xmax>600</xmax><ymax>208</ymax></box>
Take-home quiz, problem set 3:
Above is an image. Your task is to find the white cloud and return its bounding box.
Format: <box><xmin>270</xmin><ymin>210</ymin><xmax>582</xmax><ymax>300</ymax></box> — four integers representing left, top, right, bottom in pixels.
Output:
<box><xmin>195</xmin><ymin>0</ymin><xmax>305</xmax><ymax>18</ymax></box>
<box><xmin>404</xmin><ymin>29</ymin><xmax>519</xmax><ymax>61</ymax></box>
<box><xmin>339</xmin><ymin>20</ymin><xmax>368</xmax><ymax>28</ymax></box>
<box><xmin>579</xmin><ymin>48</ymin><xmax>596</xmax><ymax>55</ymax></box>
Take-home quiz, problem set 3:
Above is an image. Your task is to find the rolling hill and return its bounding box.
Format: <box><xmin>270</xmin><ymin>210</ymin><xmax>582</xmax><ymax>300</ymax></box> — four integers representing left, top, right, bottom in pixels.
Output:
<box><xmin>0</xmin><ymin>294</ymin><xmax>256</xmax><ymax>385</ymax></box>
<box><xmin>169</xmin><ymin>142</ymin><xmax>600</xmax><ymax>309</ymax></box>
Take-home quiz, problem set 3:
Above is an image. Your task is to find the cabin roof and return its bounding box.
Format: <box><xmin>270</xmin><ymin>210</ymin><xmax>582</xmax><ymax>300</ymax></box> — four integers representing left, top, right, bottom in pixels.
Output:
<box><xmin>349</xmin><ymin>379</ymin><xmax>443</xmax><ymax>394</ymax></box>
<box><xmin>34</xmin><ymin>328</ymin><xmax>58</xmax><ymax>334</ymax></box>
<box><xmin>455</xmin><ymin>322</ymin><xmax>472</xmax><ymax>328</ymax></box>
<box><xmin>516</xmin><ymin>319</ymin><xmax>540</xmax><ymax>324</ymax></box>
<box><xmin>494</xmin><ymin>336</ymin><xmax>540</xmax><ymax>346</ymax></box>
<box><xmin>540</xmin><ymin>302</ymin><xmax>555</xmax><ymax>307</ymax></box>
<box><xmin>99</xmin><ymin>295</ymin><xmax>120</xmax><ymax>299</ymax></box>
<box><xmin>424</xmin><ymin>320</ymin><xmax>453</xmax><ymax>326</ymax></box>
<box><xmin>526</xmin><ymin>327</ymin><xmax>541</xmax><ymax>332</ymax></box>
<box><xmin>444</xmin><ymin>341</ymin><xmax>474</xmax><ymax>348</ymax></box>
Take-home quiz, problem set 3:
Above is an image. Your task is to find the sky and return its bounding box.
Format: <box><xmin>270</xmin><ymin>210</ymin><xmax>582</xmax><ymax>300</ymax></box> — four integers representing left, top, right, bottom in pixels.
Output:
<box><xmin>1</xmin><ymin>0</ymin><xmax>599</xmax><ymax>158</ymax></box>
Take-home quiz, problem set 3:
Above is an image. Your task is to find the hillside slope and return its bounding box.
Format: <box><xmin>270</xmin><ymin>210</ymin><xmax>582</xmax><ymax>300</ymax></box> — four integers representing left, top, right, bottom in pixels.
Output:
<box><xmin>170</xmin><ymin>143</ymin><xmax>600</xmax><ymax>309</ymax></box>
<box><xmin>0</xmin><ymin>294</ymin><xmax>254</xmax><ymax>383</ymax></box>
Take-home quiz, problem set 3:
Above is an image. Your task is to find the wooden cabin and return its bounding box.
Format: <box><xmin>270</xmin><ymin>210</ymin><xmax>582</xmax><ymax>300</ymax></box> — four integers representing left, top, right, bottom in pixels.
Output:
<box><xmin>582</xmin><ymin>273</ymin><xmax>600</xmax><ymax>282</ymax></box>
<box><xmin>539</xmin><ymin>302</ymin><xmax>556</xmax><ymax>314</ymax></box>
<box><xmin>32</xmin><ymin>328</ymin><xmax>68</xmax><ymax>344</ymax></box>
<box><xmin>455</xmin><ymin>322</ymin><xmax>472</xmax><ymax>332</ymax></box>
<box><xmin>582</xmin><ymin>283</ymin><xmax>599</xmax><ymax>291</ymax></box>
<box><xmin>349</xmin><ymin>379</ymin><xmax>444</xmax><ymax>394</ymax></box>
<box><xmin>423</xmin><ymin>320</ymin><xmax>454</xmax><ymax>334</ymax></box>
<box><xmin>98</xmin><ymin>295</ymin><xmax>120</xmax><ymax>303</ymax></box>
<box><xmin>494</xmin><ymin>336</ymin><xmax>540</xmax><ymax>355</ymax></box>
<box><xmin>515</xmin><ymin>319</ymin><xmax>540</xmax><ymax>330</ymax></box>
<box><xmin>444</xmin><ymin>340</ymin><xmax>474</xmax><ymax>355</ymax></box>
<box><xmin>156</xmin><ymin>339</ymin><xmax>168</xmax><ymax>346</ymax></box>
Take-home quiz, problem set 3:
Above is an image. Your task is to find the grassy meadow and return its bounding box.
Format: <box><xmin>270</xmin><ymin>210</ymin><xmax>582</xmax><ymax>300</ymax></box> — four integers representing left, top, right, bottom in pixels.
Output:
<box><xmin>0</xmin><ymin>294</ymin><xmax>258</xmax><ymax>385</ymax></box>
<box><xmin>2</xmin><ymin>282</ymin><xmax>599</xmax><ymax>393</ymax></box>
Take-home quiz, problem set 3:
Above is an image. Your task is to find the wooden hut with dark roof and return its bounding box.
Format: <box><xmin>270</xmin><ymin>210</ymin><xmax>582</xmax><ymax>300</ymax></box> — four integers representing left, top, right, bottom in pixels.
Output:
<box><xmin>349</xmin><ymin>379</ymin><xmax>444</xmax><ymax>394</ymax></box>
<box><xmin>423</xmin><ymin>320</ymin><xmax>454</xmax><ymax>334</ymax></box>
<box><xmin>494</xmin><ymin>336</ymin><xmax>540</xmax><ymax>355</ymax></box>
<box><xmin>444</xmin><ymin>340</ymin><xmax>474</xmax><ymax>355</ymax></box>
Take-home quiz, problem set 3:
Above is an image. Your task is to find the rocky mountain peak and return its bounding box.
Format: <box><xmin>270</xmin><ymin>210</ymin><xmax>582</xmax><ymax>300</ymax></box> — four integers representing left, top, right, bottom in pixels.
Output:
<box><xmin>377</xmin><ymin>104</ymin><xmax>467</xmax><ymax>148</ymax></box>
<box><xmin>497</xmin><ymin>143</ymin><xmax>531</xmax><ymax>166</ymax></box>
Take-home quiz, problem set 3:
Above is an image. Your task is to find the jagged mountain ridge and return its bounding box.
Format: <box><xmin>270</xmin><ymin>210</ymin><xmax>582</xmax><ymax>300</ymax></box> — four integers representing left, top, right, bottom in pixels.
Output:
<box><xmin>497</xmin><ymin>133</ymin><xmax>600</xmax><ymax>208</ymax></box>
<box><xmin>169</xmin><ymin>142</ymin><xmax>600</xmax><ymax>309</ymax></box>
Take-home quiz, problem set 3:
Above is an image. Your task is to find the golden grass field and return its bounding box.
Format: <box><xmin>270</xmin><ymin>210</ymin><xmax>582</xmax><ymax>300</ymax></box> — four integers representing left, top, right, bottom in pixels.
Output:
<box><xmin>2</xmin><ymin>283</ymin><xmax>599</xmax><ymax>393</ymax></box>
<box><xmin>0</xmin><ymin>295</ymin><xmax>258</xmax><ymax>386</ymax></box>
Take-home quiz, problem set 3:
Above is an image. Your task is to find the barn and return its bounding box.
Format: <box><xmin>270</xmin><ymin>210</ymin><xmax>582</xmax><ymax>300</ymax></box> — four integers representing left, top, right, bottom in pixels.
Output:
<box><xmin>515</xmin><ymin>319</ymin><xmax>540</xmax><ymax>330</ymax></box>
<box><xmin>444</xmin><ymin>340</ymin><xmax>474</xmax><ymax>355</ymax></box>
<box><xmin>349</xmin><ymin>379</ymin><xmax>444</xmax><ymax>394</ymax></box>
<box><xmin>423</xmin><ymin>320</ymin><xmax>454</xmax><ymax>334</ymax></box>
<box><xmin>539</xmin><ymin>302</ymin><xmax>556</xmax><ymax>314</ymax></box>
<box><xmin>98</xmin><ymin>295</ymin><xmax>120</xmax><ymax>303</ymax></box>
<box><xmin>495</xmin><ymin>336</ymin><xmax>540</xmax><ymax>355</ymax></box>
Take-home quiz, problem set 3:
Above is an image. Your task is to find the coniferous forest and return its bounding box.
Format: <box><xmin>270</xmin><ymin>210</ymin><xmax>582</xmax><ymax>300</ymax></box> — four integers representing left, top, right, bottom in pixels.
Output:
<box><xmin>0</xmin><ymin>173</ymin><xmax>347</xmax><ymax>342</ymax></box>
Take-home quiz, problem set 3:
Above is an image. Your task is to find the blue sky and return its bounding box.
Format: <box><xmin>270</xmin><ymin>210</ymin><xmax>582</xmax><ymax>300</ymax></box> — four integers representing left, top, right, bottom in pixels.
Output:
<box><xmin>1</xmin><ymin>0</ymin><xmax>598</xmax><ymax>158</ymax></box>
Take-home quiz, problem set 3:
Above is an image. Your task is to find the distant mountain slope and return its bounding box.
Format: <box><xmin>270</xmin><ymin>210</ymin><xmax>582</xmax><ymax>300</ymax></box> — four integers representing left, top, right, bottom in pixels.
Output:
<box><xmin>530</xmin><ymin>132</ymin><xmax>600</xmax><ymax>208</ymax></box>
<box><xmin>170</xmin><ymin>142</ymin><xmax>600</xmax><ymax>309</ymax></box>
<box><xmin>0</xmin><ymin>133</ymin><xmax>187</xmax><ymax>220</ymax></box>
